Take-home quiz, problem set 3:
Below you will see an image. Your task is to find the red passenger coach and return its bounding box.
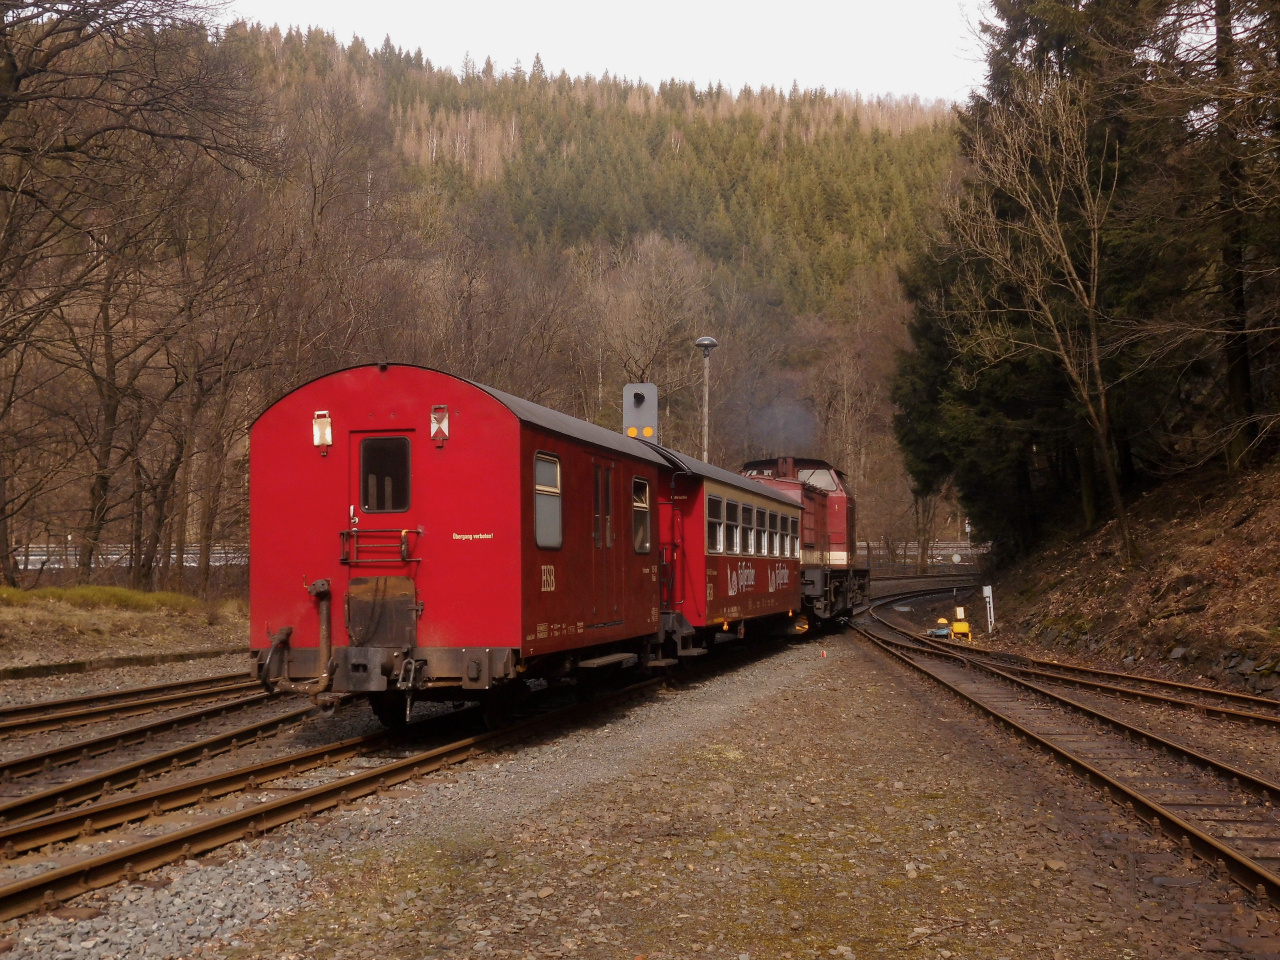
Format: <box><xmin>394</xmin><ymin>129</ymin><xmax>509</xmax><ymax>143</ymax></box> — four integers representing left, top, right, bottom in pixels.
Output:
<box><xmin>654</xmin><ymin>451</ymin><xmax>803</xmax><ymax>653</ymax></box>
<box><xmin>250</xmin><ymin>364</ymin><xmax>667</xmax><ymax>718</ymax></box>
<box><xmin>250</xmin><ymin>364</ymin><xmax>809</xmax><ymax>721</ymax></box>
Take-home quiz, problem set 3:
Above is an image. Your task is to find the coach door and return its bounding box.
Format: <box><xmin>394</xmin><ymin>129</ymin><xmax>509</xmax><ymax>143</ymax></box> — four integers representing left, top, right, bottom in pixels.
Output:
<box><xmin>592</xmin><ymin>460</ymin><xmax>621</xmax><ymax>624</ymax></box>
<box><xmin>342</xmin><ymin>432</ymin><xmax>421</xmax><ymax>650</ymax></box>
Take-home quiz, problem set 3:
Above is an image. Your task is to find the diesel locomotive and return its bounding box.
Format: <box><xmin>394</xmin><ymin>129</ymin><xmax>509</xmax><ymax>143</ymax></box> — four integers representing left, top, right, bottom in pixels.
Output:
<box><xmin>249</xmin><ymin>364</ymin><xmax>868</xmax><ymax>723</ymax></box>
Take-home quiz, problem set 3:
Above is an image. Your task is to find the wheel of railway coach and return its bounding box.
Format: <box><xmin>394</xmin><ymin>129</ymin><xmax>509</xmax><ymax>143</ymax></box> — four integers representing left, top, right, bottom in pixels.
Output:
<box><xmin>480</xmin><ymin>679</ymin><xmax>533</xmax><ymax>730</ymax></box>
<box><xmin>368</xmin><ymin>690</ymin><xmax>411</xmax><ymax>728</ymax></box>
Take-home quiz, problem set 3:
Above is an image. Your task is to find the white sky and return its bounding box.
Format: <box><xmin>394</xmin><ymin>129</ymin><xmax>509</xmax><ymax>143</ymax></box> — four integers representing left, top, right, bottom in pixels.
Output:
<box><xmin>223</xmin><ymin>0</ymin><xmax>991</xmax><ymax>102</ymax></box>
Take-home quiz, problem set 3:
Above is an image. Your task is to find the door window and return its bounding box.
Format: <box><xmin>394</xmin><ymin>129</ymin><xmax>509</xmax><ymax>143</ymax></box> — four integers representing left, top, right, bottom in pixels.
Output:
<box><xmin>604</xmin><ymin>467</ymin><xmax>614</xmax><ymax>547</ymax></box>
<box><xmin>360</xmin><ymin>437</ymin><xmax>410</xmax><ymax>513</ymax></box>
<box><xmin>632</xmin><ymin>478</ymin><xmax>651</xmax><ymax>553</ymax></box>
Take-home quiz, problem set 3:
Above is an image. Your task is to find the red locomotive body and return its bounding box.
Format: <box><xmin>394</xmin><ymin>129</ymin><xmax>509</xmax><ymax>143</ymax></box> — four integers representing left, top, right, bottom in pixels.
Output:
<box><xmin>742</xmin><ymin>458</ymin><xmax>870</xmax><ymax>619</ymax></box>
<box><xmin>250</xmin><ymin>364</ymin><xmax>808</xmax><ymax>716</ymax></box>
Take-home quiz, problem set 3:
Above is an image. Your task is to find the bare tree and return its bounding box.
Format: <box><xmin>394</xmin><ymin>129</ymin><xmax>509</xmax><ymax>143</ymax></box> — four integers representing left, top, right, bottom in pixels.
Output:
<box><xmin>945</xmin><ymin>73</ymin><xmax>1137</xmax><ymax>559</ymax></box>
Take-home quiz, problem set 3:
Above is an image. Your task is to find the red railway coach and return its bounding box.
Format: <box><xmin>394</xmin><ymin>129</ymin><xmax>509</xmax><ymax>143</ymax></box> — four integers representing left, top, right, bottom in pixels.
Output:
<box><xmin>652</xmin><ymin>449</ymin><xmax>804</xmax><ymax>653</ymax></box>
<box><xmin>249</xmin><ymin>364</ymin><xmax>805</xmax><ymax>722</ymax></box>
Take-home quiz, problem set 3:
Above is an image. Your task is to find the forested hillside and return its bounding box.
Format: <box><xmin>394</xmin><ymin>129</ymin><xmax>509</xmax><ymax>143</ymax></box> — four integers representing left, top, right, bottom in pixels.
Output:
<box><xmin>893</xmin><ymin>0</ymin><xmax>1280</xmax><ymax>561</ymax></box>
<box><xmin>0</xmin><ymin>7</ymin><xmax>957</xmax><ymax>591</ymax></box>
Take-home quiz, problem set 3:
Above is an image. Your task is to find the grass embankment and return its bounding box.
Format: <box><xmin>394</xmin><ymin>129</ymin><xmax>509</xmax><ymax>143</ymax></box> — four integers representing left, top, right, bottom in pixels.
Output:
<box><xmin>0</xmin><ymin>585</ymin><xmax>201</xmax><ymax>612</ymax></box>
<box><xmin>0</xmin><ymin>585</ymin><xmax>248</xmax><ymax>669</ymax></box>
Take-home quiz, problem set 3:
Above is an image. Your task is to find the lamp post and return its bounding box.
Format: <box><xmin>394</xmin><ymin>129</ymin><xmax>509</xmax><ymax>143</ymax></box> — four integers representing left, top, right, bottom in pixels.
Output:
<box><xmin>695</xmin><ymin>336</ymin><xmax>718</xmax><ymax>461</ymax></box>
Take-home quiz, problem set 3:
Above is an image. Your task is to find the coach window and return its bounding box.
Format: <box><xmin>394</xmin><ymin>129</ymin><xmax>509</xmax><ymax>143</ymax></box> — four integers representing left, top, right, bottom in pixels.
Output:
<box><xmin>790</xmin><ymin>517</ymin><xmax>800</xmax><ymax>558</ymax></box>
<box><xmin>768</xmin><ymin>512</ymin><xmax>779</xmax><ymax>556</ymax></box>
<box><xmin>755</xmin><ymin>508</ymin><xmax>767</xmax><ymax>555</ymax></box>
<box><xmin>706</xmin><ymin>496</ymin><xmax>724</xmax><ymax>553</ymax></box>
<box><xmin>360</xmin><ymin>437</ymin><xmax>411</xmax><ymax>513</ymax></box>
<box><xmin>534</xmin><ymin>454</ymin><xmax>562</xmax><ymax>549</ymax></box>
<box><xmin>632</xmin><ymin>478</ymin><xmax>651</xmax><ymax>553</ymax></box>
<box><xmin>725</xmin><ymin>501</ymin><xmax>739</xmax><ymax>554</ymax></box>
<box><xmin>740</xmin><ymin>505</ymin><xmax>753</xmax><ymax>556</ymax></box>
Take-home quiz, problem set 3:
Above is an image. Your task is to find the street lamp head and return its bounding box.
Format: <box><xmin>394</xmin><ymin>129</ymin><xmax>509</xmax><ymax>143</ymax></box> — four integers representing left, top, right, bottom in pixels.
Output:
<box><xmin>695</xmin><ymin>336</ymin><xmax>719</xmax><ymax>358</ymax></box>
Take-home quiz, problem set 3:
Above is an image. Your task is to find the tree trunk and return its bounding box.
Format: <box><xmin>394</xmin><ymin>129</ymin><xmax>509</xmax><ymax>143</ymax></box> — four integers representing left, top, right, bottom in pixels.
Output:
<box><xmin>1077</xmin><ymin>429</ymin><xmax>1098</xmax><ymax>529</ymax></box>
<box><xmin>139</xmin><ymin>441</ymin><xmax>184</xmax><ymax>589</ymax></box>
<box><xmin>0</xmin><ymin>469</ymin><xmax>18</xmax><ymax>588</ymax></box>
<box><xmin>129</xmin><ymin>459</ymin><xmax>144</xmax><ymax>588</ymax></box>
<box><xmin>169</xmin><ymin>451</ymin><xmax>192</xmax><ymax>592</ymax></box>
<box><xmin>197</xmin><ymin>397</ymin><xmax>230</xmax><ymax>598</ymax></box>
<box><xmin>1217</xmin><ymin>0</ymin><xmax>1255</xmax><ymax>467</ymax></box>
<box><xmin>1090</xmin><ymin>418</ymin><xmax>1135</xmax><ymax>560</ymax></box>
<box><xmin>79</xmin><ymin>471</ymin><xmax>112</xmax><ymax>582</ymax></box>
<box><xmin>80</xmin><ymin>289</ymin><xmax>121</xmax><ymax>583</ymax></box>
<box><xmin>913</xmin><ymin>492</ymin><xmax>937</xmax><ymax>574</ymax></box>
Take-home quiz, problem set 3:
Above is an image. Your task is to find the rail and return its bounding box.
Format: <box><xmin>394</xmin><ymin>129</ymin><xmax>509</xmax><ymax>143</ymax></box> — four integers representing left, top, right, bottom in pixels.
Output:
<box><xmin>856</xmin><ymin>597</ymin><xmax>1280</xmax><ymax>908</ymax></box>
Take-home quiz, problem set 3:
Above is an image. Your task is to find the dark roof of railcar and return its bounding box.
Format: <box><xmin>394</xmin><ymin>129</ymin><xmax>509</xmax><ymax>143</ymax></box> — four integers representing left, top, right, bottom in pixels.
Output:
<box><xmin>475</xmin><ymin>385</ymin><xmax>791</xmax><ymax>505</ymax></box>
<box><xmin>253</xmin><ymin>363</ymin><xmax>789</xmax><ymax>504</ymax></box>
<box><xmin>476</xmin><ymin>383</ymin><xmax>669</xmax><ymax>467</ymax></box>
<box><xmin>640</xmin><ymin>444</ymin><xmax>800</xmax><ymax>505</ymax></box>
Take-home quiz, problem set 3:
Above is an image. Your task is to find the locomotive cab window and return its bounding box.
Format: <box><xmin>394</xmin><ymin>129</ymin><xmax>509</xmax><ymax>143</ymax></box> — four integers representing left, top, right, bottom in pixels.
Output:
<box><xmin>360</xmin><ymin>437</ymin><xmax>411</xmax><ymax>513</ymax></box>
<box><xmin>706</xmin><ymin>496</ymin><xmax>724</xmax><ymax>553</ymax></box>
<box><xmin>740</xmin><ymin>505</ymin><xmax>753</xmax><ymax>556</ymax></box>
<box><xmin>632</xmin><ymin>478</ymin><xmax>651</xmax><ymax>554</ymax></box>
<box><xmin>534</xmin><ymin>454</ymin><xmax>562</xmax><ymax>549</ymax></box>
<box><xmin>725</xmin><ymin>501</ymin><xmax>739</xmax><ymax>554</ymax></box>
<box><xmin>797</xmin><ymin>468</ymin><xmax>839</xmax><ymax>492</ymax></box>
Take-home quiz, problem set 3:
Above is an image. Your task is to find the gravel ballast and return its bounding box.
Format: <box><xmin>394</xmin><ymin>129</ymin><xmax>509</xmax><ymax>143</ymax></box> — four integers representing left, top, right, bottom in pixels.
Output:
<box><xmin>5</xmin><ymin>630</ymin><xmax>1280</xmax><ymax>958</ymax></box>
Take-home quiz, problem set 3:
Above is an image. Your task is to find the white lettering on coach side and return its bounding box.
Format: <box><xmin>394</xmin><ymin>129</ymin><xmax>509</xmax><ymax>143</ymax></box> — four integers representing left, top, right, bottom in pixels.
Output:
<box><xmin>728</xmin><ymin>562</ymin><xmax>757</xmax><ymax>597</ymax></box>
<box><xmin>768</xmin><ymin>563</ymin><xmax>790</xmax><ymax>593</ymax></box>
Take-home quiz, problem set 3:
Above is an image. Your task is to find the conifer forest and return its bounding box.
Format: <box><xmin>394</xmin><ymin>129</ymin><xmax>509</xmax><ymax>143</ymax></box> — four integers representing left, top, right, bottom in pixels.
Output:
<box><xmin>5</xmin><ymin>0</ymin><xmax>1276</xmax><ymax>590</ymax></box>
<box><xmin>894</xmin><ymin>0</ymin><xmax>1280</xmax><ymax>560</ymax></box>
<box><xmin>0</xmin><ymin>3</ymin><xmax>955</xmax><ymax>591</ymax></box>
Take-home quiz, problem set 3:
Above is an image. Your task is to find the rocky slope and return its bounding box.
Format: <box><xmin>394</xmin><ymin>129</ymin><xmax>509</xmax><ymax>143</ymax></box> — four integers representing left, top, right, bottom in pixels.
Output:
<box><xmin>985</xmin><ymin>459</ymin><xmax>1280</xmax><ymax>693</ymax></box>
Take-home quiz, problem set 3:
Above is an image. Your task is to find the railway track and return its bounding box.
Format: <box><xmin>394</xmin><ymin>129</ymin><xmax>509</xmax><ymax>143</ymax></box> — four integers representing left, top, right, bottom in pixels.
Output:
<box><xmin>856</xmin><ymin>601</ymin><xmax>1280</xmax><ymax>908</ymax></box>
<box><xmin>0</xmin><ymin>578</ymin><xmax>979</xmax><ymax>923</ymax></box>
<box><xmin>0</xmin><ymin>701</ymin><xmax>318</xmax><ymax>825</ymax></box>
<box><xmin>0</xmin><ymin>690</ymin><xmax>287</xmax><ymax>784</ymax></box>
<box><xmin>918</xmin><ymin>630</ymin><xmax>1280</xmax><ymax>726</ymax></box>
<box><xmin>878</xmin><ymin>592</ymin><xmax>1280</xmax><ymax>729</ymax></box>
<box><xmin>0</xmin><ymin>672</ymin><xmax>253</xmax><ymax>737</ymax></box>
<box><xmin>0</xmin><ymin>679</ymin><xmax>661</xmax><ymax>921</ymax></box>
